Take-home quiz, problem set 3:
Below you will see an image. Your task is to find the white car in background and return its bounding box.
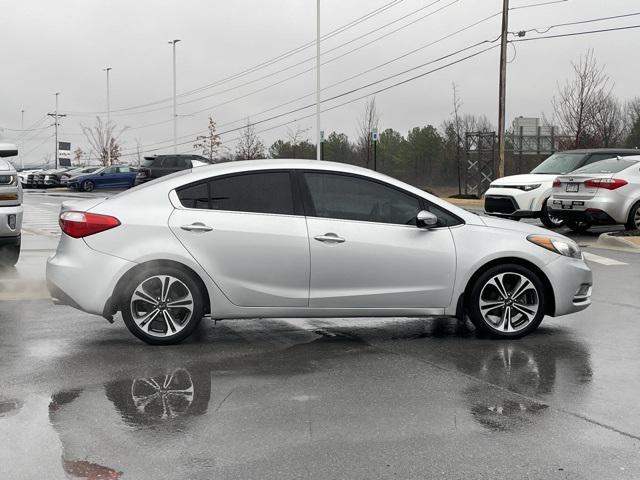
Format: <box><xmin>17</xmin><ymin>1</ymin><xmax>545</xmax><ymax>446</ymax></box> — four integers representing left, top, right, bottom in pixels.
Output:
<box><xmin>484</xmin><ymin>149</ymin><xmax>639</xmax><ymax>228</ymax></box>
<box><xmin>0</xmin><ymin>143</ymin><xmax>23</xmax><ymax>266</ymax></box>
<box><xmin>547</xmin><ymin>156</ymin><xmax>640</xmax><ymax>233</ymax></box>
<box><xmin>47</xmin><ymin>159</ymin><xmax>592</xmax><ymax>345</ymax></box>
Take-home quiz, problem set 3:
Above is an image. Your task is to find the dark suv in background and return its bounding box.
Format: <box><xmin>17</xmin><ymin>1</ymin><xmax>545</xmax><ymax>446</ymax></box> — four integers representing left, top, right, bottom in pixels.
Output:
<box><xmin>135</xmin><ymin>154</ymin><xmax>208</xmax><ymax>185</ymax></box>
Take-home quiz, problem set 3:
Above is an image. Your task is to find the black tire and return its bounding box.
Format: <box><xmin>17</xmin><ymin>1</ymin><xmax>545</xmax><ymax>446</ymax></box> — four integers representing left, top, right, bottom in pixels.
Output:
<box><xmin>540</xmin><ymin>201</ymin><xmax>565</xmax><ymax>229</ymax></box>
<box><xmin>82</xmin><ymin>180</ymin><xmax>95</xmax><ymax>192</ymax></box>
<box><xmin>467</xmin><ymin>263</ymin><xmax>546</xmax><ymax>339</ymax></box>
<box><xmin>0</xmin><ymin>242</ymin><xmax>20</xmax><ymax>267</ymax></box>
<box><xmin>566</xmin><ymin>220</ymin><xmax>591</xmax><ymax>233</ymax></box>
<box><xmin>121</xmin><ymin>265</ymin><xmax>205</xmax><ymax>345</ymax></box>
<box><xmin>625</xmin><ymin>201</ymin><xmax>640</xmax><ymax>231</ymax></box>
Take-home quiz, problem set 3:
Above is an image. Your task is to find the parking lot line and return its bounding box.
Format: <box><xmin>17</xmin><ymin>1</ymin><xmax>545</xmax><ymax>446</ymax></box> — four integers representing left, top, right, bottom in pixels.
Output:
<box><xmin>583</xmin><ymin>252</ymin><xmax>628</xmax><ymax>266</ymax></box>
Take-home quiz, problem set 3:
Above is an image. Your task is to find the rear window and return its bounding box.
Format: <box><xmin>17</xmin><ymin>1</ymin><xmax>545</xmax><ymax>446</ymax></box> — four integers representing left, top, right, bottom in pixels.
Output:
<box><xmin>572</xmin><ymin>158</ymin><xmax>639</xmax><ymax>174</ymax></box>
<box><xmin>141</xmin><ymin>158</ymin><xmax>158</xmax><ymax>167</ymax></box>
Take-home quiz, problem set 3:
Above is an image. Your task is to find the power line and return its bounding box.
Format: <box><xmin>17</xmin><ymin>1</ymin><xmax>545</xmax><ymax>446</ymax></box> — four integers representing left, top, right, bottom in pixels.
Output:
<box><xmin>119</xmin><ymin>43</ymin><xmax>499</xmax><ymax>157</ymax></box>
<box><xmin>510</xmin><ymin>23</ymin><xmax>640</xmax><ymax>42</ymax></box>
<box><xmin>64</xmin><ymin>0</ymin><xmax>408</xmax><ymax>115</ymax></box>
<box><xmin>20</xmin><ymin>133</ymin><xmax>54</xmax><ymax>158</ymax></box>
<box><xmin>512</xmin><ymin>11</ymin><xmax>640</xmax><ymax>35</ymax></box>
<box><xmin>70</xmin><ymin>0</ymin><xmax>456</xmax><ymax>119</ymax></box>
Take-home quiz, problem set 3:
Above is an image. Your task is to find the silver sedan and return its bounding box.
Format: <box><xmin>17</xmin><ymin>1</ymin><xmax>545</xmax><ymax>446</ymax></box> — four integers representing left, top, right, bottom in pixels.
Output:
<box><xmin>46</xmin><ymin>160</ymin><xmax>592</xmax><ymax>344</ymax></box>
<box><xmin>547</xmin><ymin>156</ymin><xmax>640</xmax><ymax>233</ymax></box>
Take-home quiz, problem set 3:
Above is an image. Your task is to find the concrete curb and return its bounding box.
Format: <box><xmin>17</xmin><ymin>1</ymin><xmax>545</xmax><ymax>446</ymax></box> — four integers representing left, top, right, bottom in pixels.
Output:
<box><xmin>595</xmin><ymin>233</ymin><xmax>640</xmax><ymax>253</ymax></box>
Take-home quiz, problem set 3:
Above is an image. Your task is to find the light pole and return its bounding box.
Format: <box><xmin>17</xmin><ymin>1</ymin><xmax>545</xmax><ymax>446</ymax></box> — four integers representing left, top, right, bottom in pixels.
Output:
<box><xmin>104</xmin><ymin>67</ymin><xmax>112</xmax><ymax>166</ymax></box>
<box><xmin>20</xmin><ymin>109</ymin><xmax>24</xmax><ymax>169</ymax></box>
<box><xmin>169</xmin><ymin>39</ymin><xmax>181</xmax><ymax>154</ymax></box>
<box><xmin>316</xmin><ymin>0</ymin><xmax>321</xmax><ymax>161</ymax></box>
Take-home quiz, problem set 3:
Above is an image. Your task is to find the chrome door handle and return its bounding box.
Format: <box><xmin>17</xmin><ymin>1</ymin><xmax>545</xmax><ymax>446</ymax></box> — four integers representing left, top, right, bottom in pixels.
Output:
<box><xmin>314</xmin><ymin>233</ymin><xmax>345</xmax><ymax>243</ymax></box>
<box><xmin>180</xmin><ymin>222</ymin><xmax>213</xmax><ymax>232</ymax></box>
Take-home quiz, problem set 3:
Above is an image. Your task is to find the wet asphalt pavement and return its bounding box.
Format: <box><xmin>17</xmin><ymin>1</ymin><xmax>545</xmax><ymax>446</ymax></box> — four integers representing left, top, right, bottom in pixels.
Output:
<box><xmin>1</xmin><ymin>192</ymin><xmax>640</xmax><ymax>479</ymax></box>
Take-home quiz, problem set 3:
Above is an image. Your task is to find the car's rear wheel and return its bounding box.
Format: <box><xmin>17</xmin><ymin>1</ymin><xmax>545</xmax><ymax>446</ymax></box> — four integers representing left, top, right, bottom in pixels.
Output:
<box><xmin>540</xmin><ymin>202</ymin><xmax>565</xmax><ymax>229</ymax></box>
<box><xmin>625</xmin><ymin>201</ymin><xmax>640</xmax><ymax>231</ymax></box>
<box><xmin>468</xmin><ymin>264</ymin><xmax>546</xmax><ymax>339</ymax></box>
<box><xmin>566</xmin><ymin>220</ymin><xmax>591</xmax><ymax>233</ymax></box>
<box><xmin>121</xmin><ymin>266</ymin><xmax>205</xmax><ymax>345</ymax></box>
<box><xmin>82</xmin><ymin>180</ymin><xmax>95</xmax><ymax>192</ymax></box>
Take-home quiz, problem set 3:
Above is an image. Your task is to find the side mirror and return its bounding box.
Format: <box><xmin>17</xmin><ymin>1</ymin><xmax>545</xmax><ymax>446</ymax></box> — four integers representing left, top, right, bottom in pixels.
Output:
<box><xmin>416</xmin><ymin>210</ymin><xmax>438</xmax><ymax>229</ymax></box>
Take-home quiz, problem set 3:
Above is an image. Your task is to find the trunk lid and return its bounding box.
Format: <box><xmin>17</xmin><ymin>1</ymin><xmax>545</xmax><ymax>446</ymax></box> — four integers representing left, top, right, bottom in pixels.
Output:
<box><xmin>551</xmin><ymin>172</ymin><xmax>613</xmax><ymax>201</ymax></box>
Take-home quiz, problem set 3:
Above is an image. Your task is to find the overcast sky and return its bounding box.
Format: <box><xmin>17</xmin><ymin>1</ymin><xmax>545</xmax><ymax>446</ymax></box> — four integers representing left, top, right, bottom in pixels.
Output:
<box><xmin>2</xmin><ymin>0</ymin><xmax>639</xmax><ymax>166</ymax></box>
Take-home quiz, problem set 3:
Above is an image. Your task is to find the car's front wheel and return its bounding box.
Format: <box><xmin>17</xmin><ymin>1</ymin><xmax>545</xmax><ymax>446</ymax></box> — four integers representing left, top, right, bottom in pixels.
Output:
<box><xmin>121</xmin><ymin>266</ymin><xmax>205</xmax><ymax>345</ymax></box>
<box><xmin>540</xmin><ymin>202</ymin><xmax>565</xmax><ymax>229</ymax></box>
<box><xmin>468</xmin><ymin>264</ymin><xmax>546</xmax><ymax>339</ymax></box>
<box><xmin>0</xmin><ymin>242</ymin><xmax>20</xmax><ymax>267</ymax></box>
<box><xmin>82</xmin><ymin>180</ymin><xmax>95</xmax><ymax>192</ymax></box>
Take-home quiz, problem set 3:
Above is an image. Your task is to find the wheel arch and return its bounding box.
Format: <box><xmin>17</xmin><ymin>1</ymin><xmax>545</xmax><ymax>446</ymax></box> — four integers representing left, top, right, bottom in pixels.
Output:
<box><xmin>103</xmin><ymin>259</ymin><xmax>211</xmax><ymax>320</ymax></box>
<box><xmin>457</xmin><ymin>257</ymin><xmax>556</xmax><ymax>318</ymax></box>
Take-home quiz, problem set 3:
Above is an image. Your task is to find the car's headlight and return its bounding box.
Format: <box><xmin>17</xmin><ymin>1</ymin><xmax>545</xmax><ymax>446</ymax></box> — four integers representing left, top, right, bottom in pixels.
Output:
<box><xmin>527</xmin><ymin>234</ymin><xmax>582</xmax><ymax>259</ymax></box>
<box><xmin>0</xmin><ymin>175</ymin><xmax>17</xmax><ymax>186</ymax></box>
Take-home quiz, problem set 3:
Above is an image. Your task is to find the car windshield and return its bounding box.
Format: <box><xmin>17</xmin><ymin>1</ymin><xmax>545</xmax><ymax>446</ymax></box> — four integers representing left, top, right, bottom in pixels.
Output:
<box><xmin>572</xmin><ymin>158</ymin><xmax>639</xmax><ymax>174</ymax></box>
<box><xmin>91</xmin><ymin>167</ymin><xmax>105</xmax><ymax>175</ymax></box>
<box><xmin>530</xmin><ymin>152</ymin><xmax>586</xmax><ymax>174</ymax></box>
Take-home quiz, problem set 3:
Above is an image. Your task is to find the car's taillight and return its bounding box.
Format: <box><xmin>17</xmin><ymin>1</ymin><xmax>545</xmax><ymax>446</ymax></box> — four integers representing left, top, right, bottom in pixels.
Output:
<box><xmin>552</xmin><ymin>178</ymin><xmax>561</xmax><ymax>188</ymax></box>
<box><xmin>584</xmin><ymin>178</ymin><xmax>628</xmax><ymax>190</ymax></box>
<box><xmin>59</xmin><ymin>211</ymin><xmax>120</xmax><ymax>238</ymax></box>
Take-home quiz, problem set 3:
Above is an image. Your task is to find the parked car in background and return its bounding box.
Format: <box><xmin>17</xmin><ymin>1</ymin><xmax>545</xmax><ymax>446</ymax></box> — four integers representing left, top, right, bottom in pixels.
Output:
<box><xmin>60</xmin><ymin>166</ymin><xmax>101</xmax><ymax>186</ymax></box>
<box><xmin>0</xmin><ymin>143</ymin><xmax>22</xmax><ymax>266</ymax></box>
<box><xmin>68</xmin><ymin>165</ymin><xmax>137</xmax><ymax>192</ymax></box>
<box><xmin>135</xmin><ymin>154</ymin><xmax>208</xmax><ymax>185</ymax></box>
<box><xmin>484</xmin><ymin>149</ymin><xmax>639</xmax><ymax>228</ymax></box>
<box><xmin>44</xmin><ymin>167</ymin><xmax>77</xmax><ymax>188</ymax></box>
<box><xmin>547</xmin><ymin>156</ymin><xmax>640</xmax><ymax>232</ymax></box>
<box><xmin>17</xmin><ymin>168</ymin><xmax>42</xmax><ymax>188</ymax></box>
<box><xmin>47</xmin><ymin>159</ymin><xmax>592</xmax><ymax>345</ymax></box>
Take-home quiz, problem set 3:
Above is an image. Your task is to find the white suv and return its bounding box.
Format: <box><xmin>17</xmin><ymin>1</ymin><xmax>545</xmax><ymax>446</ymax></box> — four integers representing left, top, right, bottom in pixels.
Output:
<box><xmin>0</xmin><ymin>143</ymin><xmax>23</xmax><ymax>266</ymax></box>
<box><xmin>484</xmin><ymin>149</ymin><xmax>639</xmax><ymax>228</ymax></box>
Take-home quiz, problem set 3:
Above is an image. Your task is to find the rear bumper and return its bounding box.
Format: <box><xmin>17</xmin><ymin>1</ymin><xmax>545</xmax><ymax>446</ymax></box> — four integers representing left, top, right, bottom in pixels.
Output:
<box><xmin>46</xmin><ymin>236</ymin><xmax>136</xmax><ymax>316</ymax></box>
<box><xmin>545</xmin><ymin>255</ymin><xmax>593</xmax><ymax>316</ymax></box>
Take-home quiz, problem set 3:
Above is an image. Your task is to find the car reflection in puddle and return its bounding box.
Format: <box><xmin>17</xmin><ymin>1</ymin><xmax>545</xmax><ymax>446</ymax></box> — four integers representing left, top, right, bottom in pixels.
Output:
<box><xmin>45</xmin><ymin>324</ymin><xmax>593</xmax><ymax>477</ymax></box>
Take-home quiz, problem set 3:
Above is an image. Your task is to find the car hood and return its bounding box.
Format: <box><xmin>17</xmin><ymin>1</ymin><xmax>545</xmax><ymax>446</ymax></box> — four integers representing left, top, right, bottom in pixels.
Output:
<box><xmin>479</xmin><ymin>214</ymin><xmax>571</xmax><ymax>239</ymax></box>
<box><xmin>491</xmin><ymin>173</ymin><xmax>557</xmax><ymax>186</ymax></box>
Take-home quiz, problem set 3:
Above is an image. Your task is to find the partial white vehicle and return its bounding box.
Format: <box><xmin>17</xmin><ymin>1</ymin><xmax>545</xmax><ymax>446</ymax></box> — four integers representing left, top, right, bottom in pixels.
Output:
<box><xmin>547</xmin><ymin>156</ymin><xmax>640</xmax><ymax>233</ymax></box>
<box><xmin>46</xmin><ymin>160</ymin><xmax>592</xmax><ymax>344</ymax></box>
<box><xmin>17</xmin><ymin>168</ymin><xmax>42</xmax><ymax>188</ymax></box>
<box><xmin>484</xmin><ymin>149</ymin><xmax>639</xmax><ymax>228</ymax></box>
<box><xmin>0</xmin><ymin>143</ymin><xmax>23</xmax><ymax>266</ymax></box>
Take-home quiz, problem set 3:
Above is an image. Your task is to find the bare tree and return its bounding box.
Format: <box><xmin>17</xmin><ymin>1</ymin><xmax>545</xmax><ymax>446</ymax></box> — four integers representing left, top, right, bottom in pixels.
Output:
<box><xmin>81</xmin><ymin>117</ymin><xmax>127</xmax><ymax>165</ymax></box>
<box><xmin>593</xmin><ymin>93</ymin><xmax>624</xmax><ymax>147</ymax></box>
<box><xmin>552</xmin><ymin>50</ymin><xmax>609</xmax><ymax>148</ymax></box>
<box><xmin>624</xmin><ymin>97</ymin><xmax>640</xmax><ymax>147</ymax></box>
<box><xmin>72</xmin><ymin>147</ymin><xmax>85</xmax><ymax>166</ymax></box>
<box><xmin>357</xmin><ymin>97</ymin><xmax>380</xmax><ymax>167</ymax></box>
<box><xmin>193</xmin><ymin>116</ymin><xmax>222</xmax><ymax>163</ymax></box>
<box><xmin>133</xmin><ymin>138</ymin><xmax>144</xmax><ymax>167</ymax></box>
<box><xmin>235</xmin><ymin>119</ymin><xmax>265</xmax><ymax>160</ymax></box>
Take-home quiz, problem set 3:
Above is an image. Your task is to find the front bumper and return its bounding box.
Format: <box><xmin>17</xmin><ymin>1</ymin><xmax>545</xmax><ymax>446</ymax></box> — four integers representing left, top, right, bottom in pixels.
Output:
<box><xmin>0</xmin><ymin>205</ymin><xmax>23</xmax><ymax>237</ymax></box>
<box><xmin>46</xmin><ymin>236</ymin><xmax>136</xmax><ymax>316</ymax></box>
<box><xmin>544</xmin><ymin>255</ymin><xmax>593</xmax><ymax>316</ymax></box>
<box><xmin>484</xmin><ymin>194</ymin><xmax>539</xmax><ymax>218</ymax></box>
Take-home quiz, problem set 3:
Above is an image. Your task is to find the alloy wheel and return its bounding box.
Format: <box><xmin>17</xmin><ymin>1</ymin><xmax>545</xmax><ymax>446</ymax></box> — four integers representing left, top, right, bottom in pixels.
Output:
<box><xmin>634</xmin><ymin>207</ymin><xmax>640</xmax><ymax>230</ymax></box>
<box><xmin>129</xmin><ymin>275</ymin><xmax>194</xmax><ymax>338</ymax></box>
<box><xmin>479</xmin><ymin>272</ymin><xmax>540</xmax><ymax>333</ymax></box>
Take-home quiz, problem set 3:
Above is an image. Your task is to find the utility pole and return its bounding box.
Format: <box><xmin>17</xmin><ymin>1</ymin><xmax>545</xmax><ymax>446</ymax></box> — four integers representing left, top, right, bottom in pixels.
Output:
<box><xmin>316</xmin><ymin>0</ymin><xmax>321</xmax><ymax>161</ymax></box>
<box><xmin>169</xmin><ymin>39</ymin><xmax>181</xmax><ymax>154</ymax></box>
<box><xmin>104</xmin><ymin>67</ymin><xmax>112</xmax><ymax>166</ymax></box>
<box><xmin>47</xmin><ymin>93</ymin><xmax>66</xmax><ymax>170</ymax></box>
<box><xmin>497</xmin><ymin>0</ymin><xmax>509</xmax><ymax>179</ymax></box>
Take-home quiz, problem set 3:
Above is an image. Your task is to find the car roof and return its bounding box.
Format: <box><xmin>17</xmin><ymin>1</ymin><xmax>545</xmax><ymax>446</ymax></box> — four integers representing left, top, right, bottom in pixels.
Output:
<box><xmin>560</xmin><ymin>148</ymin><xmax>640</xmax><ymax>154</ymax></box>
